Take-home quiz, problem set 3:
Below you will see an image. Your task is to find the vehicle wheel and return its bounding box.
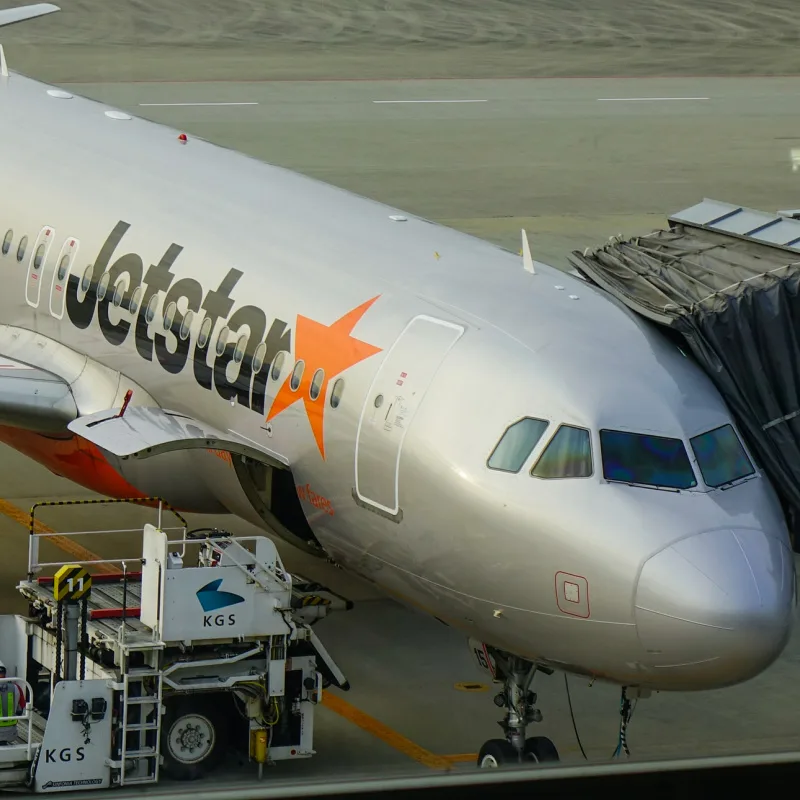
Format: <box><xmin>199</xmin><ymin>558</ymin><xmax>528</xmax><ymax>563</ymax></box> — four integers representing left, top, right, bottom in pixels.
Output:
<box><xmin>161</xmin><ymin>695</ymin><xmax>228</xmax><ymax>780</ymax></box>
<box><xmin>477</xmin><ymin>738</ymin><xmax>518</xmax><ymax>768</ymax></box>
<box><xmin>524</xmin><ymin>736</ymin><xmax>559</xmax><ymax>763</ymax></box>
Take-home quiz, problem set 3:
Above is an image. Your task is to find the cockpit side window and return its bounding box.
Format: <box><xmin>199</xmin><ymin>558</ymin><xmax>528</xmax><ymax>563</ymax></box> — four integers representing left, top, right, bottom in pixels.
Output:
<box><xmin>600</xmin><ymin>429</ymin><xmax>696</xmax><ymax>489</ymax></box>
<box><xmin>487</xmin><ymin>417</ymin><xmax>549</xmax><ymax>473</ymax></box>
<box><xmin>690</xmin><ymin>424</ymin><xmax>755</xmax><ymax>488</ymax></box>
<box><xmin>531</xmin><ymin>424</ymin><xmax>592</xmax><ymax>479</ymax></box>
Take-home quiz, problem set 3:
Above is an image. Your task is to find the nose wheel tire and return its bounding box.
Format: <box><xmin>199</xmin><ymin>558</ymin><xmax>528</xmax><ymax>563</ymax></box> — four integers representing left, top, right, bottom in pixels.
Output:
<box><xmin>477</xmin><ymin>736</ymin><xmax>560</xmax><ymax>768</ymax></box>
<box><xmin>477</xmin><ymin>739</ymin><xmax>518</xmax><ymax>768</ymax></box>
<box><xmin>524</xmin><ymin>736</ymin><xmax>559</xmax><ymax>763</ymax></box>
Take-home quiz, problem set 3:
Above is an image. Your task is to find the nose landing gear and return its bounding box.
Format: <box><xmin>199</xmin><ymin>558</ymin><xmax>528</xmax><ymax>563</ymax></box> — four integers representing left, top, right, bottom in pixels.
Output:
<box><xmin>477</xmin><ymin>654</ymin><xmax>559</xmax><ymax>768</ymax></box>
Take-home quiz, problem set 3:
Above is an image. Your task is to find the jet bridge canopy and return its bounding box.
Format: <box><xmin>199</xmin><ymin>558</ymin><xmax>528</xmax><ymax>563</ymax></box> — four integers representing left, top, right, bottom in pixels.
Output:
<box><xmin>569</xmin><ymin>199</ymin><xmax>800</xmax><ymax>543</ymax></box>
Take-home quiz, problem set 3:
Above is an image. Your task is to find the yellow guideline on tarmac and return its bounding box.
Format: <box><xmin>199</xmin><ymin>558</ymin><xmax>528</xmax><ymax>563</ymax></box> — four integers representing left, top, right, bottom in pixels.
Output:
<box><xmin>321</xmin><ymin>692</ymin><xmax>457</xmax><ymax>770</ymax></box>
<box><xmin>0</xmin><ymin>498</ymin><xmax>117</xmax><ymax>574</ymax></box>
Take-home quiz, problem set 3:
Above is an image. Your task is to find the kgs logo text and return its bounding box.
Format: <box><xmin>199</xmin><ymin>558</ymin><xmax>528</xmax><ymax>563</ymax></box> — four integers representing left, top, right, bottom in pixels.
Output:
<box><xmin>196</xmin><ymin>578</ymin><xmax>245</xmax><ymax>628</ymax></box>
<box><xmin>44</xmin><ymin>747</ymin><xmax>85</xmax><ymax>763</ymax></box>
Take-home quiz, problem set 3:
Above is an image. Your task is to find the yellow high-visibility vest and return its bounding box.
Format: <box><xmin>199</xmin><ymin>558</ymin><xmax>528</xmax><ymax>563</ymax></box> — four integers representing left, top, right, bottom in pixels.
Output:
<box><xmin>0</xmin><ymin>687</ymin><xmax>17</xmax><ymax>727</ymax></box>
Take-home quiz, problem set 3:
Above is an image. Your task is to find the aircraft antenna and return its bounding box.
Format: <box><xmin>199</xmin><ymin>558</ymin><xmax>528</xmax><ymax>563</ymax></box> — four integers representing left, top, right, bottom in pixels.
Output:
<box><xmin>521</xmin><ymin>229</ymin><xmax>535</xmax><ymax>274</ymax></box>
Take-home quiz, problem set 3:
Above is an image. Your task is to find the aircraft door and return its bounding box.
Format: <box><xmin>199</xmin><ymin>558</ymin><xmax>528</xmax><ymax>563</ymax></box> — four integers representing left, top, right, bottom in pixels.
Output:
<box><xmin>355</xmin><ymin>314</ymin><xmax>464</xmax><ymax>517</ymax></box>
<box><xmin>24</xmin><ymin>226</ymin><xmax>55</xmax><ymax>308</ymax></box>
<box><xmin>49</xmin><ymin>237</ymin><xmax>80</xmax><ymax>319</ymax></box>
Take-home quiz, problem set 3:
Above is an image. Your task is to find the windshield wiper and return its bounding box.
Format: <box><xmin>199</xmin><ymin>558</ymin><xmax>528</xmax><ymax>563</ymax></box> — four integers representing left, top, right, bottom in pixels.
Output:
<box><xmin>718</xmin><ymin>473</ymin><xmax>757</xmax><ymax>490</ymax></box>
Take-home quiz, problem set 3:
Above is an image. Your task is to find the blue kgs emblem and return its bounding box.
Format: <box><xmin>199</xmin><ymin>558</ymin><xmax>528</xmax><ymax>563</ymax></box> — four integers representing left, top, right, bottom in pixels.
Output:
<box><xmin>196</xmin><ymin>579</ymin><xmax>245</xmax><ymax>612</ymax></box>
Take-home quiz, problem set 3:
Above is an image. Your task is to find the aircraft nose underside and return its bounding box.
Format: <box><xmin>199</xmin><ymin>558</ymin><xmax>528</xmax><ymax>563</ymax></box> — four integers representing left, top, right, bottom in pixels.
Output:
<box><xmin>634</xmin><ymin>528</ymin><xmax>795</xmax><ymax>688</ymax></box>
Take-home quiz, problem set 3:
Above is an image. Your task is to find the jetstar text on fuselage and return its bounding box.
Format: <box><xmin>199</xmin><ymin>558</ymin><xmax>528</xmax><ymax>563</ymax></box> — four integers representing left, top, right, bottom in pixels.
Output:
<box><xmin>64</xmin><ymin>221</ymin><xmax>292</xmax><ymax>417</ymax></box>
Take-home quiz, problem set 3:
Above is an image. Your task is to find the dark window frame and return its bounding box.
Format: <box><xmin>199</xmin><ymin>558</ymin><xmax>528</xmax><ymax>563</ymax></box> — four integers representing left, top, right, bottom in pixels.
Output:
<box><xmin>690</xmin><ymin>423</ymin><xmax>756</xmax><ymax>488</ymax></box>
<box><xmin>599</xmin><ymin>428</ymin><xmax>697</xmax><ymax>490</ymax></box>
<box><xmin>486</xmin><ymin>416</ymin><xmax>551</xmax><ymax>474</ymax></box>
<box><xmin>530</xmin><ymin>423</ymin><xmax>594</xmax><ymax>480</ymax></box>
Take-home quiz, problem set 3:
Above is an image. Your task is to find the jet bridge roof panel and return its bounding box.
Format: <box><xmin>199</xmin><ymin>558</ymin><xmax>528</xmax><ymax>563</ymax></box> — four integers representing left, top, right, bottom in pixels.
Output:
<box><xmin>671</xmin><ymin>198</ymin><xmax>800</xmax><ymax>250</ymax></box>
<box><xmin>569</xmin><ymin>199</ymin><xmax>800</xmax><ymax>540</ymax></box>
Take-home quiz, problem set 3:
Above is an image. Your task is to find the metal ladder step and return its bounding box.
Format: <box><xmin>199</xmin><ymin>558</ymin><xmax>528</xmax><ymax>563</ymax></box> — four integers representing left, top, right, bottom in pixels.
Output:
<box><xmin>0</xmin><ymin>767</ymin><xmax>30</xmax><ymax>788</ymax></box>
<box><xmin>121</xmin><ymin>775</ymin><xmax>158</xmax><ymax>786</ymax></box>
<box><xmin>123</xmin><ymin>748</ymin><xmax>157</xmax><ymax>758</ymax></box>
<box><xmin>120</xmin><ymin>668</ymin><xmax>163</xmax><ymax>787</ymax></box>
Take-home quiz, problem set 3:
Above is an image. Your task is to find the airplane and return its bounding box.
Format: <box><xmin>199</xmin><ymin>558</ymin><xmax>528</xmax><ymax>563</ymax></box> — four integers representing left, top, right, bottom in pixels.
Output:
<box><xmin>0</xmin><ymin>1</ymin><xmax>795</xmax><ymax>772</ymax></box>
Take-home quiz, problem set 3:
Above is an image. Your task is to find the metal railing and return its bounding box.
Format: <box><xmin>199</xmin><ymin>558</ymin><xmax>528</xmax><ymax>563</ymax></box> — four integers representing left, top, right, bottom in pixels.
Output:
<box><xmin>26</xmin><ymin>497</ymin><xmax>188</xmax><ymax>577</ymax></box>
<box><xmin>0</xmin><ymin>678</ymin><xmax>35</xmax><ymax>761</ymax></box>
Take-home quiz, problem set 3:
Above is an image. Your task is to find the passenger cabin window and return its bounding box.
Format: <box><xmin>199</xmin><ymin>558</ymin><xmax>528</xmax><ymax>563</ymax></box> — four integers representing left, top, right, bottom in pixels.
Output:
<box><xmin>129</xmin><ymin>286</ymin><xmax>142</xmax><ymax>315</ymax></box>
<box><xmin>111</xmin><ymin>279</ymin><xmax>125</xmax><ymax>307</ymax></box>
<box><xmin>290</xmin><ymin>360</ymin><xmax>304</xmax><ymax>391</ymax></box>
<box><xmin>309</xmin><ymin>368</ymin><xmax>324</xmax><ymax>401</ymax></box>
<box><xmin>233</xmin><ymin>334</ymin><xmax>247</xmax><ymax>363</ymax></box>
<box><xmin>16</xmin><ymin>236</ymin><xmax>28</xmax><ymax>263</ymax></box>
<box><xmin>690</xmin><ymin>424</ymin><xmax>755</xmax><ymax>488</ymax></box>
<box><xmin>487</xmin><ymin>417</ymin><xmax>549</xmax><ymax>473</ymax></box>
<box><xmin>330</xmin><ymin>378</ymin><xmax>344</xmax><ymax>408</ymax></box>
<box><xmin>197</xmin><ymin>317</ymin><xmax>212</xmax><ymax>348</ymax></box>
<box><xmin>80</xmin><ymin>265</ymin><xmax>92</xmax><ymax>293</ymax></box>
<box><xmin>163</xmin><ymin>301</ymin><xmax>177</xmax><ymax>331</ymax></box>
<box><xmin>179</xmin><ymin>311</ymin><xmax>194</xmax><ymax>340</ymax></box>
<box><xmin>271</xmin><ymin>351</ymin><xmax>287</xmax><ymax>381</ymax></box>
<box><xmin>531</xmin><ymin>425</ymin><xmax>592</xmax><ymax>479</ymax></box>
<box><xmin>2</xmin><ymin>230</ymin><xmax>11</xmax><ymax>256</ymax></box>
<box><xmin>144</xmin><ymin>293</ymin><xmax>159</xmax><ymax>323</ymax></box>
<box><xmin>600</xmin><ymin>429</ymin><xmax>696</xmax><ymax>489</ymax></box>
<box><xmin>215</xmin><ymin>326</ymin><xmax>229</xmax><ymax>356</ymax></box>
<box><xmin>252</xmin><ymin>342</ymin><xmax>267</xmax><ymax>373</ymax></box>
<box><xmin>96</xmin><ymin>273</ymin><xmax>110</xmax><ymax>301</ymax></box>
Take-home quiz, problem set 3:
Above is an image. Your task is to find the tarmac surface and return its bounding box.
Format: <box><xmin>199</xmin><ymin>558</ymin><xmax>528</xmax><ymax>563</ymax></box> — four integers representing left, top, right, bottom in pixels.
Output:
<box><xmin>3</xmin><ymin>0</ymin><xmax>800</xmax><ymax>83</ymax></box>
<box><xmin>54</xmin><ymin>74</ymin><xmax>800</xmax><ymax>269</ymax></box>
<box><xmin>1</xmin><ymin>0</ymin><xmax>800</xmax><ymax>792</ymax></box>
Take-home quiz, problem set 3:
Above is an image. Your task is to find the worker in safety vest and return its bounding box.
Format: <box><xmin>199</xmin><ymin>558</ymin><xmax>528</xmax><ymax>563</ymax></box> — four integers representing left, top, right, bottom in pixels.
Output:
<box><xmin>0</xmin><ymin>661</ymin><xmax>25</xmax><ymax>745</ymax></box>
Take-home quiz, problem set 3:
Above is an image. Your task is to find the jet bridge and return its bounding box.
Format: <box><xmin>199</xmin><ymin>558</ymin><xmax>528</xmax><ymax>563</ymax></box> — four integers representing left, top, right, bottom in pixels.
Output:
<box><xmin>569</xmin><ymin>199</ymin><xmax>800</xmax><ymax>548</ymax></box>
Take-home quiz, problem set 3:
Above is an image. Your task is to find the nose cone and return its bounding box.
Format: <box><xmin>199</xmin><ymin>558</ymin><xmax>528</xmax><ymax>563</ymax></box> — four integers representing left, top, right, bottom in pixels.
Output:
<box><xmin>635</xmin><ymin>528</ymin><xmax>795</xmax><ymax>689</ymax></box>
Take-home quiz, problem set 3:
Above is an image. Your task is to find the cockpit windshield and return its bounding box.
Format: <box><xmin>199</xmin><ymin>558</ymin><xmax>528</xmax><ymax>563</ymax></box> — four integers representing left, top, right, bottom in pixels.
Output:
<box><xmin>690</xmin><ymin>424</ymin><xmax>755</xmax><ymax>488</ymax></box>
<box><xmin>600</xmin><ymin>429</ymin><xmax>697</xmax><ymax>490</ymax></box>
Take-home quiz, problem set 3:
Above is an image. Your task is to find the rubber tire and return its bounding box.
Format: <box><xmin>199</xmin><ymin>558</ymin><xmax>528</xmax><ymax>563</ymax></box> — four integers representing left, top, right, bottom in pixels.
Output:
<box><xmin>477</xmin><ymin>739</ymin><xmax>518</xmax><ymax>768</ymax></box>
<box><xmin>524</xmin><ymin>736</ymin><xmax>559</xmax><ymax>763</ymax></box>
<box><xmin>161</xmin><ymin>695</ymin><xmax>229</xmax><ymax>781</ymax></box>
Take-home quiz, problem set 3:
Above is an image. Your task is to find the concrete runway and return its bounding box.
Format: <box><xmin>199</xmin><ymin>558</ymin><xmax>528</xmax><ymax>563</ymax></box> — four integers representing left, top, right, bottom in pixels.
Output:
<box><xmin>2</xmin><ymin>0</ymin><xmax>800</xmax><ymax>792</ymax></box>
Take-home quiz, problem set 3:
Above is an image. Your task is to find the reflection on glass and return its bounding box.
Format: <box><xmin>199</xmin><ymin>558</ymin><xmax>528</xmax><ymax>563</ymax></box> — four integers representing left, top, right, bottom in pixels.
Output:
<box><xmin>690</xmin><ymin>424</ymin><xmax>755</xmax><ymax>487</ymax></box>
<box><xmin>309</xmin><ymin>368</ymin><xmax>324</xmax><ymax>400</ymax></box>
<box><xmin>271</xmin><ymin>351</ymin><xmax>286</xmax><ymax>381</ymax></box>
<box><xmin>532</xmin><ymin>424</ymin><xmax>592</xmax><ymax>478</ymax></box>
<box><xmin>290</xmin><ymin>360</ymin><xmax>305</xmax><ymax>391</ymax></box>
<box><xmin>600</xmin><ymin>429</ymin><xmax>696</xmax><ymax>489</ymax></box>
<box><xmin>488</xmin><ymin>417</ymin><xmax>549</xmax><ymax>473</ymax></box>
<box><xmin>330</xmin><ymin>378</ymin><xmax>344</xmax><ymax>408</ymax></box>
<box><xmin>252</xmin><ymin>342</ymin><xmax>267</xmax><ymax>372</ymax></box>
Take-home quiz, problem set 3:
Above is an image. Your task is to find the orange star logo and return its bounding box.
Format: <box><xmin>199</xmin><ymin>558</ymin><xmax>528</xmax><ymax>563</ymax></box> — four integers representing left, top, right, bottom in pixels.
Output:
<box><xmin>266</xmin><ymin>295</ymin><xmax>383</xmax><ymax>459</ymax></box>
